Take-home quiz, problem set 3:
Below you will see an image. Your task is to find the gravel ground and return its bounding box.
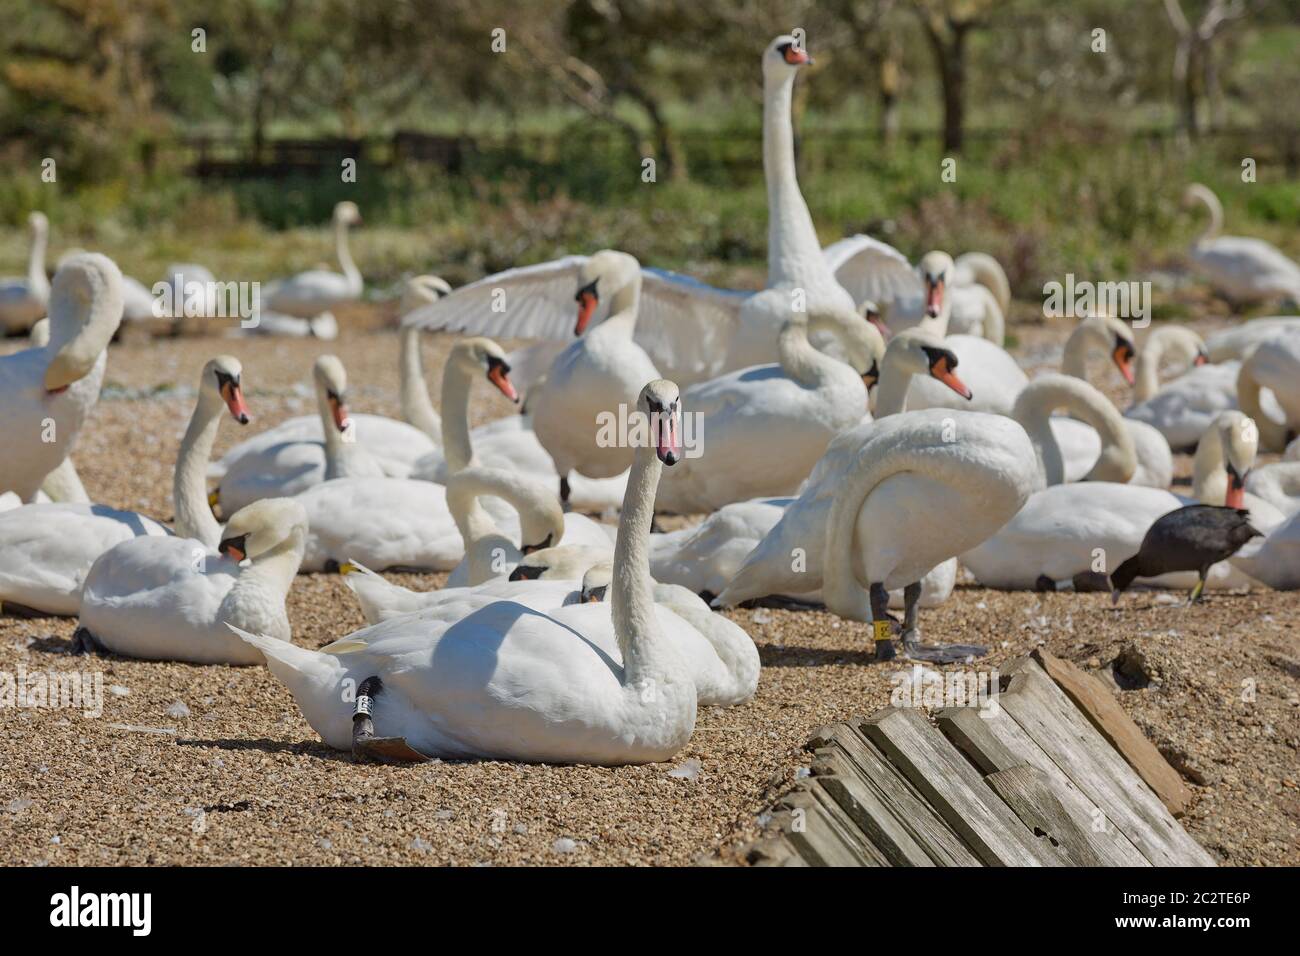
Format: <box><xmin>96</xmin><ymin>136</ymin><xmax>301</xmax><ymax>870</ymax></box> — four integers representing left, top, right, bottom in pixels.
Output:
<box><xmin>1</xmin><ymin>310</ymin><xmax>1296</xmax><ymax>866</ymax></box>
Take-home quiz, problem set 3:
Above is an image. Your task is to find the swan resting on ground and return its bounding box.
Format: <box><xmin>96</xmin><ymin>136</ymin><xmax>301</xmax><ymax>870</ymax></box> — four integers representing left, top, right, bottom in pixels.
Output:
<box><xmin>234</xmin><ymin>380</ymin><xmax>725</xmax><ymax>766</ymax></box>
<box><xmin>76</xmin><ymin>498</ymin><xmax>308</xmax><ymax>664</ymax></box>
<box><xmin>0</xmin><ymin>356</ymin><xmax>251</xmax><ymax>616</ymax></box>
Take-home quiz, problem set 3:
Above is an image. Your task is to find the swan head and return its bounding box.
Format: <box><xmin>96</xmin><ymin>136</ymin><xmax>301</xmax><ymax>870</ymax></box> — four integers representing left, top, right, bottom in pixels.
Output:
<box><xmin>580</xmin><ymin>561</ymin><xmax>614</xmax><ymax>603</ymax></box>
<box><xmin>203</xmin><ymin>356</ymin><xmax>251</xmax><ymax>425</ymax></box>
<box><xmin>399</xmin><ymin>275</ymin><xmax>451</xmax><ymax>314</ymax></box>
<box><xmin>1215</xmin><ymin>411</ymin><xmax>1258</xmax><ymax>510</ymax></box>
<box><xmin>312</xmin><ymin>355</ymin><xmax>351</xmax><ymax>432</ymax></box>
<box><xmin>509</xmin><ymin>544</ymin><xmax>608</xmax><ymax>584</ymax></box>
<box><xmin>333</xmin><ymin>201</ymin><xmax>362</xmax><ymax>227</ymax></box>
<box><xmin>574</xmin><ymin>250</ymin><xmax>639</xmax><ymax>335</ymax></box>
<box><xmin>1083</xmin><ymin>314</ymin><xmax>1137</xmax><ymax>385</ymax></box>
<box><xmin>1181</xmin><ymin>183</ymin><xmax>1215</xmax><ymax>211</ymax></box>
<box><xmin>917</xmin><ymin>251</ymin><xmax>955</xmax><ymax>319</ymax></box>
<box><xmin>28</xmin><ymin>211</ymin><xmax>49</xmax><ymax>236</ymax></box>
<box><xmin>858</xmin><ymin>299</ymin><xmax>890</xmax><ymax>341</ymax></box>
<box><xmin>885</xmin><ymin>329</ymin><xmax>972</xmax><ymax>400</ymax></box>
<box><xmin>450</xmin><ymin>336</ymin><xmax>519</xmax><ymax>403</ymax></box>
<box><xmin>218</xmin><ymin>498</ymin><xmax>309</xmax><ymax>564</ymax></box>
<box><xmin>765</xmin><ymin>35</ymin><xmax>813</xmax><ymax>74</ymax></box>
<box><xmin>43</xmin><ymin>252</ymin><xmax>124</xmax><ymax>392</ymax></box>
<box><xmin>640</xmin><ymin>379</ymin><xmax>682</xmax><ymax>466</ymax></box>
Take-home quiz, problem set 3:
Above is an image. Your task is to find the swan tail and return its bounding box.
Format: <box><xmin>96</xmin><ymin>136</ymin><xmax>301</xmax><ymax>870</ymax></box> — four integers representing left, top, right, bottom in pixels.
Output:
<box><xmin>340</xmin><ymin>560</ymin><xmax>420</xmax><ymax>623</ymax></box>
<box><xmin>225</xmin><ymin>623</ymin><xmax>345</xmax><ymax>695</ymax></box>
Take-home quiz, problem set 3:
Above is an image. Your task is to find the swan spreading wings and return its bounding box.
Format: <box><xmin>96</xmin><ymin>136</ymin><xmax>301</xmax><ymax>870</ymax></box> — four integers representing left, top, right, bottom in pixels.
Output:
<box><xmin>403</xmin><ymin>255</ymin><xmax>751</xmax><ymax>389</ymax></box>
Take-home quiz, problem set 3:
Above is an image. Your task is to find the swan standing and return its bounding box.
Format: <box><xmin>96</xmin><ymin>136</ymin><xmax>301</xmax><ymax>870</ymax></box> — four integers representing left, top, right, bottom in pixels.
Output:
<box><xmin>1183</xmin><ymin>183</ymin><xmax>1300</xmax><ymax>306</ymax></box>
<box><xmin>0</xmin><ymin>357</ymin><xmax>251</xmax><ymax>616</ymax></box>
<box><xmin>262</xmin><ymin>201</ymin><xmax>364</xmax><ymax>318</ymax></box>
<box><xmin>0</xmin><ymin>212</ymin><xmax>50</xmax><ymax>333</ymax></box>
<box><xmin>77</xmin><ymin>498</ymin><xmax>308</xmax><ymax>664</ymax></box>
<box><xmin>0</xmin><ymin>253</ymin><xmax>122</xmax><ymax>502</ymax></box>
<box><xmin>233</xmin><ymin>381</ymin><xmax>709</xmax><ymax>766</ymax></box>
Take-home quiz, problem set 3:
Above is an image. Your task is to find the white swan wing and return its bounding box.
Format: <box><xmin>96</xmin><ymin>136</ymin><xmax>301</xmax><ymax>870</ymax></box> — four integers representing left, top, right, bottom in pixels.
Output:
<box><xmin>636</xmin><ymin>268</ymin><xmax>748</xmax><ymax>384</ymax></box>
<box><xmin>402</xmin><ymin>256</ymin><xmax>590</xmax><ymax>340</ymax></box>
<box><xmin>821</xmin><ymin>234</ymin><xmax>922</xmax><ymax>309</ymax></box>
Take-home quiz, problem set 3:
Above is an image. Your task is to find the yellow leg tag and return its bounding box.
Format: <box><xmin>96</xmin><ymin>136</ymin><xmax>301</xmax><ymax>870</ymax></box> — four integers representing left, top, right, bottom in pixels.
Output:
<box><xmin>873</xmin><ymin>620</ymin><xmax>893</xmax><ymax>642</ymax></box>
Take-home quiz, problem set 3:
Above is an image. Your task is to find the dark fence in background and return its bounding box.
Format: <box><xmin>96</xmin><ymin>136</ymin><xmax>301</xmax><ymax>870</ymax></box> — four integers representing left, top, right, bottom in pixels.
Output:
<box><xmin>178</xmin><ymin>125</ymin><xmax>1300</xmax><ymax>182</ymax></box>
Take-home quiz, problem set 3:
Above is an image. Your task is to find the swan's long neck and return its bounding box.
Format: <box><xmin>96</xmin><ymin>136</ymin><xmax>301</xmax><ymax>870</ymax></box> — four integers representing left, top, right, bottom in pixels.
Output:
<box><xmin>592</xmin><ymin>273</ymin><xmax>642</xmax><ymax>342</ymax></box>
<box><xmin>1236</xmin><ymin>363</ymin><xmax>1288</xmax><ymax>452</ymax></box>
<box><xmin>335</xmin><ymin>218</ymin><xmax>361</xmax><ymax>291</ymax></box>
<box><xmin>1192</xmin><ymin>428</ymin><xmax>1227</xmax><ymax>504</ymax></box>
<box><xmin>28</xmin><ymin>221</ymin><xmax>48</xmax><ymax>293</ymax></box>
<box><xmin>447</xmin><ymin>468</ymin><xmax>550</xmax><ymax>584</ymax></box>
<box><xmin>232</xmin><ymin>529</ymin><xmax>305</xmax><ymax>604</ymax></box>
<box><xmin>439</xmin><ymin>360</ymin><xmax>476</xmax><ymax>475</ymax></box>
<box><xmin>317</xmin><ymin>385</ymin><xmax>360</xmax><ymax>478</ymax></box>
<box><xmin>1134</xmin><ymin>334</ymin><xmax>1168</xmax><ymax>403</ymax></box>
<box><xmin>1194</xmin><ymin>188</ymin><xmax>1223</xmax><ymax>245</ymax></box>
<box><xmin>611</xmin><ymin>442</ymin><xmax>667</xmax><ymax>688</ymax></box>
<box><xmin>400</xmin><ymin>327</ymin><xmax>442</xmax><ymax>444</ymax></box>
<box><xmin>778</xmin><ymin>319</ymin><xmax>840</xmax><ymax>388</ymax></box>
<box><xmin>874</xmin><ymin>357</ymin><xmax>918</xmax><ymax>419</ymax></box>
<box><xmin>1060</xmin><ymin>321</ymin><xmax>1108</xmax><ymax>381</ymax></box>
<box><xmin>1014</xmin><ymin>377</ymin><xmax>1135</xmax><ymax>485</ymax></box>
<box><xmin>44</xmin><ymin>274</ymin><xmax>122</xmax><ymax>389</ymax></box>
<box><xmin>763</xmin><ymin>71</ymin><xmax>825</xmax><ymax>286</ymax></box>
<box><xmin>173</xmin><ymin>392</ymin><xmax>227</xmax><ymax>546</ymax></box>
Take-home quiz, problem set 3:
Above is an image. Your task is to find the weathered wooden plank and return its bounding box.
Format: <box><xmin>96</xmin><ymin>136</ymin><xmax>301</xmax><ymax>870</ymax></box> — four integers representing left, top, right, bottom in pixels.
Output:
<box><xmin>859</xmin><ymin>708</ymin><xmax>1054</xmax><ymax>866</ymax></box>
<box><xmin>742</xmin><ymin>832</ymin><xmax>810</xmax><ymax>867</ymax></box>
<box><xmin>1031</xmin><ymin>648</ymin><xmax>1193</xmax><ymax>817</ymax></box>
<box><xmin>811</xmin><ymin>722</ymin><xmax>982</xmax><ymax>866</ymax></box>
<box><xmin>811</xmin><ymin>747</ymin><xmax>936</xmax><ymax>866</ymax></box>
<box><xmin>985</xmin><ymin>764</ymin><xmax>1104</xmax><ymax>866</ymax></box>
<box><xmin>999</xmin><ymin>664</ymin><xmax>1215</xmax><ymax>867</ymax></box>
<box><xmin>777</xmin><ymin>788</ymin><xmax>883</xmax><ymax>866</ymax></box>
<box><xmin>937</xmin><ymin>704</ymin><xmax>1149</xmax><ymax>867</ymax></box>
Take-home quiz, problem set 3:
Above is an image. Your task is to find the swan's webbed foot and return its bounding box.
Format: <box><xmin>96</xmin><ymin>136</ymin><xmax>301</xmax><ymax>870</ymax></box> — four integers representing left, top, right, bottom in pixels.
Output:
<box><xmin>1034</xmin><ymin>574</ymin><xmax>1057</xmax><ymax>592</ymax></box>
<box><xmin>1</xmin><ymin>600</ymin><xmax>53</xmax><ymax>619</ymax></box>
<box><xmin>70</xmin><ymin>627</ymin><xmax>105</xmax><ymax>656</ymax></box>
<box><xmin>900</xmin><ymin>635</ymin><xmax>988</xmax><ymax>664</ymax></box>
<box><xmin>351</xmin><ymin>676</ymin><xmax>428</xmax><ymax>764</ymax></box>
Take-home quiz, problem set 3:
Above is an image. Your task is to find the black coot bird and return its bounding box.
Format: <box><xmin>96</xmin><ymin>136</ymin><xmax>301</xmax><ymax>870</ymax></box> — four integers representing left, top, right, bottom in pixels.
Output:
<box><xmin>1111</xmin><ymin>505</ymin><xmax>1261</xmax><ymax>605</ymax></box>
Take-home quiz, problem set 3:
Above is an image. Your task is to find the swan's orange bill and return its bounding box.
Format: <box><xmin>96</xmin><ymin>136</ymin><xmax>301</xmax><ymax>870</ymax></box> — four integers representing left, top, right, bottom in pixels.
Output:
<box><xmin>656</xmin><ymin>412</ymin><xmax>681</xmax><ymax>464</ymax></box>
<box><xmin>784</xmin><ymin>46</ymin><xmax>811</xmax><ymax>65</ymax></box>
<box><xmin>933</xmin><ymin>356</ymin><xmax>972</xmax><ymax>400</ymax></box>
<box><xmin>1194</xmin><ymin>352</ymin><xmax>1209</xmax><ymax>366</ymax></box>
<box><xmin>489</xmin><ymin>365</ymin><xmax>519</xmax><ymax>402</ymax></box>
<box><xmin>330</xmin><ymin>397</ymin><xmax>351</xmax><ymax>432</ymax></box>
<box><xmin>868</xmin><ymin>316</ymin><xmax>891</xmax><ymax>341</ymax></box>
<box><xmin>925</xmin><ymin>279</ymin><xmax>944</xmax><ymax>318</ymax></box>
<box><xmin>222</xmin><ymin>381</ymin><xmax>251</xmax><ymax>424</ymax></box>
<box><xmin>219</xmin><ymin>541</ymin><xmax>245</xmax><ymax>562</ymax></box>
<box><xmin>575</xmin><ymin>293</ymin><xmax>597</xmax><ymax>335</ymax></box>
<box><xmin>1112</xmin><ymin>345</ymin><xmax>1136</xmax><ymax>385</ymax></box>
<box><xmin>1225</xmin><ymin>485</ymin><xmax>1245</xmax><ymax>510</ymax></box>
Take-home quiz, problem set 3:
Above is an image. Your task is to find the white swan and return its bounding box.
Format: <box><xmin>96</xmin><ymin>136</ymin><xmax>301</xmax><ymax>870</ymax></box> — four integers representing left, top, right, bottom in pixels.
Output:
<box><xmin>1125</xmin><ymin>326</ymin><xmax>1247</xmax><ymax>450</ymax></box>
<box><xmin>295</xmin><ymin>339</ymin><xmax>522</xmax><ymax>572</ymax></box>
<box><xmin>719</xmin><ymin>409</ymin><xmax>1035</xmax><ymax>662</ymax></box>
<box><xmin>1245</xmin><ymin>461</ymin><xmax>1300</xmax><ymax>517</ymax></box>
<box><xmin>1132</xmin><ymin>325</ymin><xmax>1208</xmax><ymax>403</ymax></box>
<box><xmin>232</xmin><ymin>380</ymin><xmax>716</xmax><ymax>766</ymax></box>
<box><xmin>21</xmin><ymin>318</ymin><xmax>89</xmax><ymax>505</ymax></box>
<box><xmin>652</xmin><ymin>309</ymin><xmax>878</xmax><ymax>514</ymax></box>
<box><xmin>1014</xmin><ymin>374</ymin><xmax>1136</xmax><ymax>486</ymax></box>
<box><xmin>823</xmin><ymin>241</ymin><xmax>1008</xmax><ymax>346</ymax></box>
<box><xmin>214</xmin><ymin>354</ymin><xmax>435</xmax><ymax>512</ymax></box>
<box><xmin>404</xmin><ymin>37</ymin><xmax>869</xmax><ymax>389</ymax></box>
<box><xmin>1231</xmin><ymin>510</ymin><xmax>1300</xmax><ymax>590</ymax></box>
<box><xmin>77</xmin><ymin>498</ymin><xmax>307</xmax><ymax>664</ymax></box>
<box><xmin>961</xmin><ymin>411</ymin><xmax>1282</xmax><ymax>590</ymax></box>
<box><xmin>262</xmin><ymin>201</ymin><xmax>364</xmax><ymax>317</ymax></box>
<box><xmin>1236</xmin><ymin>331</ymin><xmax>1300</xmax><ymax>452</ymax></box>
<box><xmin>0</xmin><ymin>253</ymin><xmax>122</xmax><ymax>502</ymax></box>
<box><xmin>0</xmin><ymin>356</ymin><xmax>251</xmax><ymax>616</ymax></box>
<box><xmin>0</xmin><ymin>212</ymin><xmax>50</xmax><ymax>333</ymax></box>
<box><xmin>1205</xmin><ymin>316</ymin><xmax>1300</xmax><ymax>362</ymax></box>
<box><xmin>1183</xmin><ymin>184</ymin><xmax>1300</xmax><ymax>306</ymax></box>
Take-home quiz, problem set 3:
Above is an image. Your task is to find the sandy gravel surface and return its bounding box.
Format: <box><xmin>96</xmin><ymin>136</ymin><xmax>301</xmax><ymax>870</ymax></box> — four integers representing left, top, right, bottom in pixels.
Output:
<box><xmin>1</xmin><ymin>311</ymin><xmax>1296</xmax><ymax>866</ymax></box>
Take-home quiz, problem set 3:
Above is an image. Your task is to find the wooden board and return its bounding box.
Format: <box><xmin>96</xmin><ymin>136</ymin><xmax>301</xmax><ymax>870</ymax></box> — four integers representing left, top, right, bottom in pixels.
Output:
<box><xmin>999</xmin><ymin>662</ymin><xmax>1215</xmax><ymax>867</ymax></box>
<box><xmin>810</xmin><ymin>723</ymin><xmax>980</xmax><ymax>866</ymax></box>
<box><xmin>985</xmin><ymin>765</ymin><xmax>1105</xmax><ymax>866</ymax></box>
<box><xmin>937</xmin><ymin>703</ymin><xmax>1150</xmax><ymax>866</ymax></box>
<box><xmin>1030</xmin><ymin>649</ymin><xmax>1193</xmax><ymax>817</ymax></box>
<box><xmin>859</xmin><ymin>708</ymin><xmax>1055</xmax><ymax>866</ymax></box>
<box><xmin>777</xmin><ymin>788</ymin><xmax>885</xmax><ymax>866</ymax></box>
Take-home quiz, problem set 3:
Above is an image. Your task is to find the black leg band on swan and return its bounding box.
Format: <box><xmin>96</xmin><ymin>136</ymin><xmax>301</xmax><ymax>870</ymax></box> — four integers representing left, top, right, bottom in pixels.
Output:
<box><xmin>351</xmin><ymin>675</ymin><xmax>429</xmax><ymax>763</ymax></box>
